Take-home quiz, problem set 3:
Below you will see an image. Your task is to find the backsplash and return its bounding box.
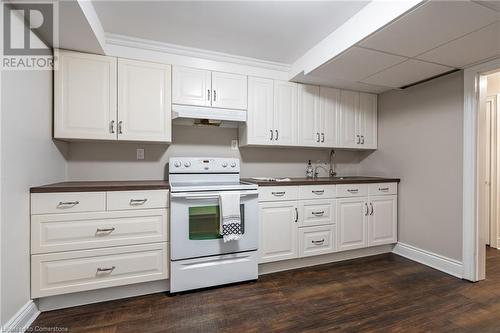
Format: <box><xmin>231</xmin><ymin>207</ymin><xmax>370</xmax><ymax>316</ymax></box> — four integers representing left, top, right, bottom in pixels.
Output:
<box><xmin>64</xmin><ymin>126</ymin><xmax>367</xmax><ymax>181</ymax></box>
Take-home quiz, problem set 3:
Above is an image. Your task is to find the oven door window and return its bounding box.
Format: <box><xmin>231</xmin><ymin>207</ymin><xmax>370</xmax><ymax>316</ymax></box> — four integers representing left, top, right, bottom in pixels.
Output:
<box><xmin>189</xmin><ymin>204</ymin><xmax>245</xmax><ymax>240</ymax></box>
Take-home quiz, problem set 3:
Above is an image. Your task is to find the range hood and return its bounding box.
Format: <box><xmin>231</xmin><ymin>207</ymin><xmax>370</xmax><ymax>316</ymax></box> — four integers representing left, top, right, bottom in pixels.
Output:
<box><xmin>172</xmin><ymin>104</ymin><xmax>247</xmax><ymax>128</ymax></box>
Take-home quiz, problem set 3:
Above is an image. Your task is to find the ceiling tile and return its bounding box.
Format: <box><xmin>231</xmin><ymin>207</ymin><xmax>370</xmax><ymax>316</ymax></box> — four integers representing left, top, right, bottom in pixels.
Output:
<box><xmin>293</xmin><ymin>72</ymin><xmax>393</xmax><ymax>94</ymax></box>
<box><xmin>309</xmin><ymin>47</ymin><xmax>407</xmax><ymax>82</ymax></box>
<box><xmin>417</xmin><ymin>21</ymin><xmax>500</xmax><ymax>68</ymax></box>
<box><xmin>359</xmin><ymin>1</ymin><xmax>499</xmax><ymax>57</ymax></box>
<box><xmin>360</xmin><ymin>60</ymin><xmax>454</xmax><ymax>88</ymax></box>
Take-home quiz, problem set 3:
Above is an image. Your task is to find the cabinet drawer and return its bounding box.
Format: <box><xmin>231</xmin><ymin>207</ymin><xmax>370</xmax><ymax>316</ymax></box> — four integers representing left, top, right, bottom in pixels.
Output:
<box><xmin>299</xmin><ymin>185</ymin><xmax>336</xmax><ymax>200</ymax></box>
<box><xmin>31</xmin><ymin>209</ymin><xmax>168</xmax><ymax>254</ymax></box>
<box><xmin>258</xmin><ymin>186</ymin><xmax>298</xmax><ymax>202</ymax></box>
<box><xmin>336</xmin><ymin>184</ymin><xmax>368</xmax><ymax>198</ymax></box>
<box><xmin>31</xmin><ymin>192</ymin><xmax>106</xmax><ymax>215</ymax></box>
<box><xmin>107</xmin><ymin>190</ymin><xmax>169</xmax><ymax>211</ymax></box>
<box><xmin>299</xmin><ymin>225</ymin><xmax>335</xmax><ymax>257</ymax></box>
<box><xmin>299</xmin><ymin>200</ymin><xmax>335</xmax><ymax>227</ymax></box>
<box><xmin>31</xmin><ymin>243</ymin><xmax>168</xmax><ymax>298</ymax></box>
<box><xmin>369</xmin><ymin>183</ymin><xmax>398</xmax><ymax>196</ymax></box>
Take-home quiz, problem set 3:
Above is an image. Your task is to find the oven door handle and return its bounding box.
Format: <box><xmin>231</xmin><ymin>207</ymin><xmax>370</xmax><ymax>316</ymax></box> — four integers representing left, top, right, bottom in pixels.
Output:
<box><xmin>171</xmin><ymin>190</ymin><xmax>259</xmax><ymax>199</ymax></box>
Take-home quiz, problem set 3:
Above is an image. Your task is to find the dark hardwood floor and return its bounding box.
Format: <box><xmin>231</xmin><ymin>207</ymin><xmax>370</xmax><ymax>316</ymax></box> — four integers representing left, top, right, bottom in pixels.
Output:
<box><xmin>31</xmin><ymin>248</ymin><xmax>500</xmax><ymax>332</ymax></box>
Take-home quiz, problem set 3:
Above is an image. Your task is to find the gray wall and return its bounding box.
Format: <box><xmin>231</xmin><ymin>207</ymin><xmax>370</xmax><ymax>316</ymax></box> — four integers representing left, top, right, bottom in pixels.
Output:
<box><xmin>359</xmin><ymin>71</ymin><xmax>464</xmax><ymax>261</ymax></box>
<box><xmin>66</xmin><ymin>126</ymin><xmax>363</xmax><ymax>180</ymax></box>
<box><xmin>0</xmin><ymin>15</ymin><xmax>68</xmax><ymax>326</ymax></box>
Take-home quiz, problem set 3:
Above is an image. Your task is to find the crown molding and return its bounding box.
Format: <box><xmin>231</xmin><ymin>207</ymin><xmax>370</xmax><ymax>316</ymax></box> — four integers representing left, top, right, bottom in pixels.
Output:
<box><xmin>105</xmin><ymin>33</ymin><xmax>291</xmax><ymax>73</ymax></box>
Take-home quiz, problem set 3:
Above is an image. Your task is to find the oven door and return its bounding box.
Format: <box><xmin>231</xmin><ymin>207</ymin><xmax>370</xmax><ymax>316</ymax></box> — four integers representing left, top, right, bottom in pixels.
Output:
<box><xmin>170</xmin><ymin>190</ymin><xmax>258</xmax><ymax>260</ymax></box>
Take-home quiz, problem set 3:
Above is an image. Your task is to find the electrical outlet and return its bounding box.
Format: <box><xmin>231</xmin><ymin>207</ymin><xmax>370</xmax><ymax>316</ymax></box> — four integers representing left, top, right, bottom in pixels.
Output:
<box><xmin>231</xmin><ymin>140</ymin><xmax>238</xmax><ymax>150</ymax></box>
<box><xmin>136</xmin><ymin>148</ymin><xmax>145</xmax><ymax>160</ymax></box>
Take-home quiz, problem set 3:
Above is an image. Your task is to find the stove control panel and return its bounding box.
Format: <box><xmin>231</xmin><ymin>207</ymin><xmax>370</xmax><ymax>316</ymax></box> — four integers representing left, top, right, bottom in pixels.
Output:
<box><xmin>169</xmin><ymin>157</ymin><xmax>240</xmax><ymax>173</ymax></box>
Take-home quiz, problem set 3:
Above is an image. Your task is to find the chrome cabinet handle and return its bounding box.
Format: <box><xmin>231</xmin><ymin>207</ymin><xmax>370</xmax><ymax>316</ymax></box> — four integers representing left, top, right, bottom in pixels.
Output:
<box><xmin>96</xmin><ymin>227</ymin><xmax>115</xmax><ymax>233</ymax></box>
<box><xmin>295</xmin><ymin>207</ymin><xmax>298</xmax><ymax>223</ymax></box>
<box><xmin>97</xmin><ymin>266</ymin><xmax>116</xmax><ymax>273</ymax></box>
<box><xmin>312</xmin><ymin>211</ymin><xmax>325</xmax><ymax>216</ymax></box>
<box><xmin>312</xmin><ymin>190</ymin><xmax>324</xmax><ymax>195</ymax></box>
<box><xmin>316</xmin><ymin>132</ymin><xmax>320</xmax><ymax>142</ymax></box>
<box><xmin>110</xmin><ymin>120</ymin><xmax>115</xmax><ymax>134</ymax></box>
<box><xmin>275</xmin><ymin>130</ymin><xmax>278</xmax><ymax>141</ymax></box>
<box><xmin>272</xmin><ymin>191</ymin><xmax>285</xmax><ymax>197</ymax></box>
<box><xmin>321</xmin><ymin>133</ymin><xmax>325</xmax><ymax>143</ymax></box>
<box><xmin>270</xmin><ymin>130</ymin><xmax>274</xmax><ymax>141</ymax></box>
<box><xmin>361</xmin><ymin>136</ymin><xmax>365</xmax><ymax>144</ymax></box>
<box><xmin>118</xmin><ymin>121</ymin><xmax>123</xmax><ymax>134</ymax></box>
<box><xmin>312</xmin><ymin>239</ymin><xmax>325</xmax><ymax>245</ymax></box>
<box><xmin>357</xmin><ymin>135</ymin><xmax>361</xmax><ymax>144</ymax></box>
<box><xmin>379</xmin><ymin>187</ymin><xmax>389</xmax><ymax>192</ymax></box>
<box><xmin>347</xmin><ymin>189</ymin><xmax>359</xmax><ymax>193</ymax></box>
<box><xmin>57</xmin><ymin>201</ymin><xmax>79</xmax><ymax>208</ymax></box>
<box><xmin>207</xmin><ymin>89</ymin><xmax>211</xmax><ymax>101</ymax></box>
<box><xmin>130</xmin><ymin>198</ymin><xmax>148</xmax><ymax>205</ymax></box>
<box><xmin>370</xmin><ymin>203</ymin><xmax>374</xmax><ymax>216</ymax></box>
<box><xmin>364</xmin><ymin>203</ymin><xmax>369</xmax><ymax>216</ymax></box>
<box><xmin>213</xmin><ymin>90</ymin><xmax>216</xmax><ymax>102</ymax></box>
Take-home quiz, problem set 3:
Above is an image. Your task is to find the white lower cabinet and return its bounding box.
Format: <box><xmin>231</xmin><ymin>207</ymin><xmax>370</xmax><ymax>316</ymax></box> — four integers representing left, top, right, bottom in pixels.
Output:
<box><xmin>299</xmin><ymin>225</ymin><xmax>335</xmax><ymax>257</ymax></box>
<box><xmin>259</xmin><ymin>201</ymin><xmax>299</xmax><ymax>263</ymax></box>
<box><xmin>369</xmin><ymin>195</ymin><xmax>397</xmax><ymax>246</ymax></box>
<box><xmin>337</xmin><ymin>198</ymin><xmax>368</xmax><ymax>251</ymax></box>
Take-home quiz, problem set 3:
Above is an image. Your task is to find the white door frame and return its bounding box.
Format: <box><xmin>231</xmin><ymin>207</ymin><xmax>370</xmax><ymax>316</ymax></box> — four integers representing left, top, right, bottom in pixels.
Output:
<box><xmin>463</xmin><ymin>57</ymin><xmax>500</xmax><ymax>282</ymax></box>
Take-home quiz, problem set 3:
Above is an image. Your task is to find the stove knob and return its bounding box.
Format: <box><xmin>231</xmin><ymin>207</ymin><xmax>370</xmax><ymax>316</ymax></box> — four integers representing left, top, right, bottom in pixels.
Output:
<box><xmin>173</xmin><ymin>161</ymin><xmax>181</xmax><ymax>168</ymax></box>
<box><xmin>184</xmin><ymin>162</ymin><xmax>191</xmax><ymax>168</ymax></box>
<box><xmin>230</xmin><ymin>162</ymin><xmax>237</xmax><ymax>168</ymax></box>
<box><xmin>222</xmin><ymin>162</ymin><xmax>228</xmax><ymax>168</ymax></box>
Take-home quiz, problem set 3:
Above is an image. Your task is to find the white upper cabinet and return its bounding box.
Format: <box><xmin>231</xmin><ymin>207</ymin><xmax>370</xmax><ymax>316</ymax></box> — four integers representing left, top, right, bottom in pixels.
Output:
<box><xmin>55</xmin><ymin>50</ymin><xmax>117</xmax><ymax>140</ymax></box>
<box><xmin>319</xmin><ymin>87</ymin><xmax>339</xmax><ymax>147</ymax></box>
<box><xmin>117</xmin><ymin>59</ymin><xmax>172</xmax><ymax>142</ymax></box>
<box><xmin>273</xmin><ymin>80</ymin><xmax>298</xmax><ymax>145</ymax></box>
<box><xmin>338</xmin><ymin>90</ymin><xmax>377</xmax><ymax>149</ymax></box>
<box><xmin>172</xmin><ymin>66</ymin><xmax>247</xmax><ymax>110</ymax></box>
<box><xmin>241</xmin><ymin>77</ymin><xmax>274</xmax><ymax>145</ymax></box>
<box><xmin>212</xmin><ymin>71</ymin><xmax>247</xmax><ymax>110</ymax></box>
<box><xmin>358</xmin><ymin>93</ymin><xmax>378</xmax><ymax>149</ymax></box>
<box><xmin>172</xmin><ymin>66</ymin><xmax>211</xmax><ymax>107</ymax></box>
<box><xmin>298</xmin><ymin>84</ymin><xmax>321</xmax><ymax>146</ymax></box>
<box><xmin>338</xmin><ymin>90</ymin><xmax>358</xmax><ymax>148</ymax></box>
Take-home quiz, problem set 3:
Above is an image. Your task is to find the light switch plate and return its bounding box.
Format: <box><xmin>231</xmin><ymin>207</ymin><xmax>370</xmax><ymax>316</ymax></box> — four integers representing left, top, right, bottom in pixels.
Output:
<box><xmin>136</xmin><ymin>148</ymin><xmax>145</xmax><ymax>160</ymax></box>
<box><xmin>231</xmin><ymin>140</ymin><xmax>238</xmax><ymax>150</ymax></box>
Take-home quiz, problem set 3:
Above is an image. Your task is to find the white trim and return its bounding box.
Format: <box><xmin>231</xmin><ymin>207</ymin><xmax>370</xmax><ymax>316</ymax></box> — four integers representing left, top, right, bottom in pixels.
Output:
<box><xmin>463</xmin><ymin>57</ymin><xmax>500</xmax><ymax>282</ymax></box>
<box><xmin>105</xmin><ymin>33</ymin><xmax>291</xmax><ymax>73</ymax></box>
<box><xmin>2</xmin><ymin>301</ymin><xmax>40</xmax><ymax>333</ymax></box>
<box><xmin>77</xmin><ymin>0</ymin><xmax>106</xmax><ymax>53</ymax></box>
<box><xmin>393</xmin><ymin>242</ymin><xmax>463</xmax><ymax>279</ymax></box>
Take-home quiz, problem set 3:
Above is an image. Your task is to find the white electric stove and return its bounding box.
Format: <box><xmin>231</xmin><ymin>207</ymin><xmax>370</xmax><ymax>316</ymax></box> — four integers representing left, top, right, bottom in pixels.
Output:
<box><xmin>168</xmin><ymin>157</ymin><xmax>259</xmax><ymax>292</ymax></box>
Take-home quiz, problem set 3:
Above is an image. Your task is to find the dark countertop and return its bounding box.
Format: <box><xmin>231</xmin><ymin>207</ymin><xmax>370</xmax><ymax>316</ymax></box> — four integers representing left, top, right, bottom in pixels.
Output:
<box><xmin>30</xmin><ymin>180</ymin><xmax>170</xmax><ymax>193</ymax></box>
<box><xmin>242</xmin><ymin>176</ymin><xmax>400</xmax><ymax>186</ymax></box>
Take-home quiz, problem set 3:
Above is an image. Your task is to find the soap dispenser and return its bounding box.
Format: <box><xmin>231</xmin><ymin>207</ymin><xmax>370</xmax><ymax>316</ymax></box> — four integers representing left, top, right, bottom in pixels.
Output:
<box><xmin>306</xmin><ymin>160</ymin><xmax>314</xmax><ymax>178</ymax></box>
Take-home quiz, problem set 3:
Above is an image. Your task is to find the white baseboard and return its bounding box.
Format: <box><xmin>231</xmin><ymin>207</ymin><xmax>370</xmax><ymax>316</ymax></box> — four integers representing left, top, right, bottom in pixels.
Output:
<box><xmin>392</xmin><ymin>242</ymin><xmax>463</xmax><ymax>278</ymax></box>
<box><xmin>2</xmin><ymin>300</ymin><xmax>40</xmax><ymax>333</ymax></box>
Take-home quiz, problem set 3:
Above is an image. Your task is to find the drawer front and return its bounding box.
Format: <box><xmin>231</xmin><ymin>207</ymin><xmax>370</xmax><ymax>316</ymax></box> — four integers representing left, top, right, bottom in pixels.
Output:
<box><xmin>299</xmin><ymin>225</ymin><xmax>335</xmax><ymax>257</ymax></box>
<box><xmin>369</xmin><ymin>183</ymin><xmax>398</xmax><ymax>196</ymax></box>
<box><xmin>299</xmin><ymin>200</ymin><xmax>335</xmax><ymax>227</ymax></box>
<box><xmin>107</xmin><ymin>190</ymin><xmax>169</xmax><ymax>211</ymax></box>
<box><xmin>258</xmin><ymin>186</ymin><xmax>299</xmax><ymax>202</ymax></box>
<box><xmin>31</xmin><ymin>209</ymin><xmax>168</xmax><ymax>254</ymax></box>
<box><xmin>31</xmin><ymin>243</ymin><xmax>168</xmax><ymax>298</ymax></box>
<box><xmin>299</xmin><ymin>185</ymin><xmax>336</xmax><ymax>200</ymax></box>
<box><xmin>336</xmin><ymin>184</ymin><xmax>368</xmax><ymax>198</ymax></box>
<box><xmin>31</xmin><ymin>192</ymin><xmax>106</xmax><ymax>215</ymax></box>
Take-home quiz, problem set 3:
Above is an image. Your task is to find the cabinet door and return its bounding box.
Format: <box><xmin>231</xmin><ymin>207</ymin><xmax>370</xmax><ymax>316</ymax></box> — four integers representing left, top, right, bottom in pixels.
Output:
<box><xmin>211</xmin><ymin>71</ymin><xmax>247</xmax><ymax>110</ymax></box>
<box><xmin>172</xmin><ymin>66</ymin><xmax>211</xmax><ymax>107</ymax></box>
<box><xmin>358</xmin><ymin>93</ymin><xmax>378</xmax><ymax>149</ymax></box>
<box><xmin>338</xmin><ymin>90</ymin><xmax>359</xmax><ymax>148</ymax></box>
<box><xmin>337</xmin><ymin>198</ymin><xmax>368</xmax><ymax>251</ymax></box>
<box><xmin>244</xmin><ymin>76</ymin><xmax>274</xmax><ymax>144</ymax></box>
<box><xmin>54</xmin><ymin>50</ymin><xmax>117</xmax><ymax>140</ymax></box>
<box><xmin>259</xmin><ymin>201</ymin><xmax>298</xmax><ymax>263</ymax></box>
<box><xmin>274</xmin><ymin>81</ymin><xmax>298</xmax><ymax>145</ymax></box>
<box><xmin>368</xmin><ymin>195</ymin><xmax>397</xmax><ymax>246</ymax></box>
<box><xmin>117</xmin><ymin>59</ymin><xmax>172</xmax><ymax>142</ymax></box>
<box><xmin>298</xmin><ymin>84</ymin><xmax>320</xmax><ymax>146</ymax></box>
<box><xmin>320</xmin><ymin>87</ymin><xmax>339</xmax><ymax>147</ymax></box>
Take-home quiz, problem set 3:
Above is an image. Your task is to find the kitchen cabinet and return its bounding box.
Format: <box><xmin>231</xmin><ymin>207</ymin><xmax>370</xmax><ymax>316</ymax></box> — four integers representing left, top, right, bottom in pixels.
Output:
<box><xmin>368</xmin><ymin>195</ymin><xmax>397</xmax><ymax>246</ymax></box>
<box><xmin>54</xmin><ymin>49</ymin><xmax>172</xmax><ymax>143</ymax></box>
<box><xmin>172</xmin><ymin>65</ymin><xmax>247</xmax><ymax>110</ymax></box>
<box><xmin>118</xmin><ymin>59</ymin><xmax>172</xmax><ymax>142</ymax></box>
<box><xmin>54</xmin><ymin>50</ymin><xmax>117</xmax><ymax>140</ymax></box>
<box><xmin>337</xmin><ymin>197</ymin><xmax>368</xmax><ymax>251</ymax></box>
<box><xmin>338</xmin><ymin>90</ymin><xmax>377</xmax><ymax>149</ymax></box>
<box><xmin>259</xmin><ymin>201</ymin><xmax>299</xmax><ymax>263</ymax></box>
<box><xmin>240</xmin><ymin>79</ymin><xmax>297</xmax><ymax>146</ymax></box>
<box><xmin>320</xmin><ymin>87</ymin><xmax>339</xmax><ymax>147</ymax></box>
